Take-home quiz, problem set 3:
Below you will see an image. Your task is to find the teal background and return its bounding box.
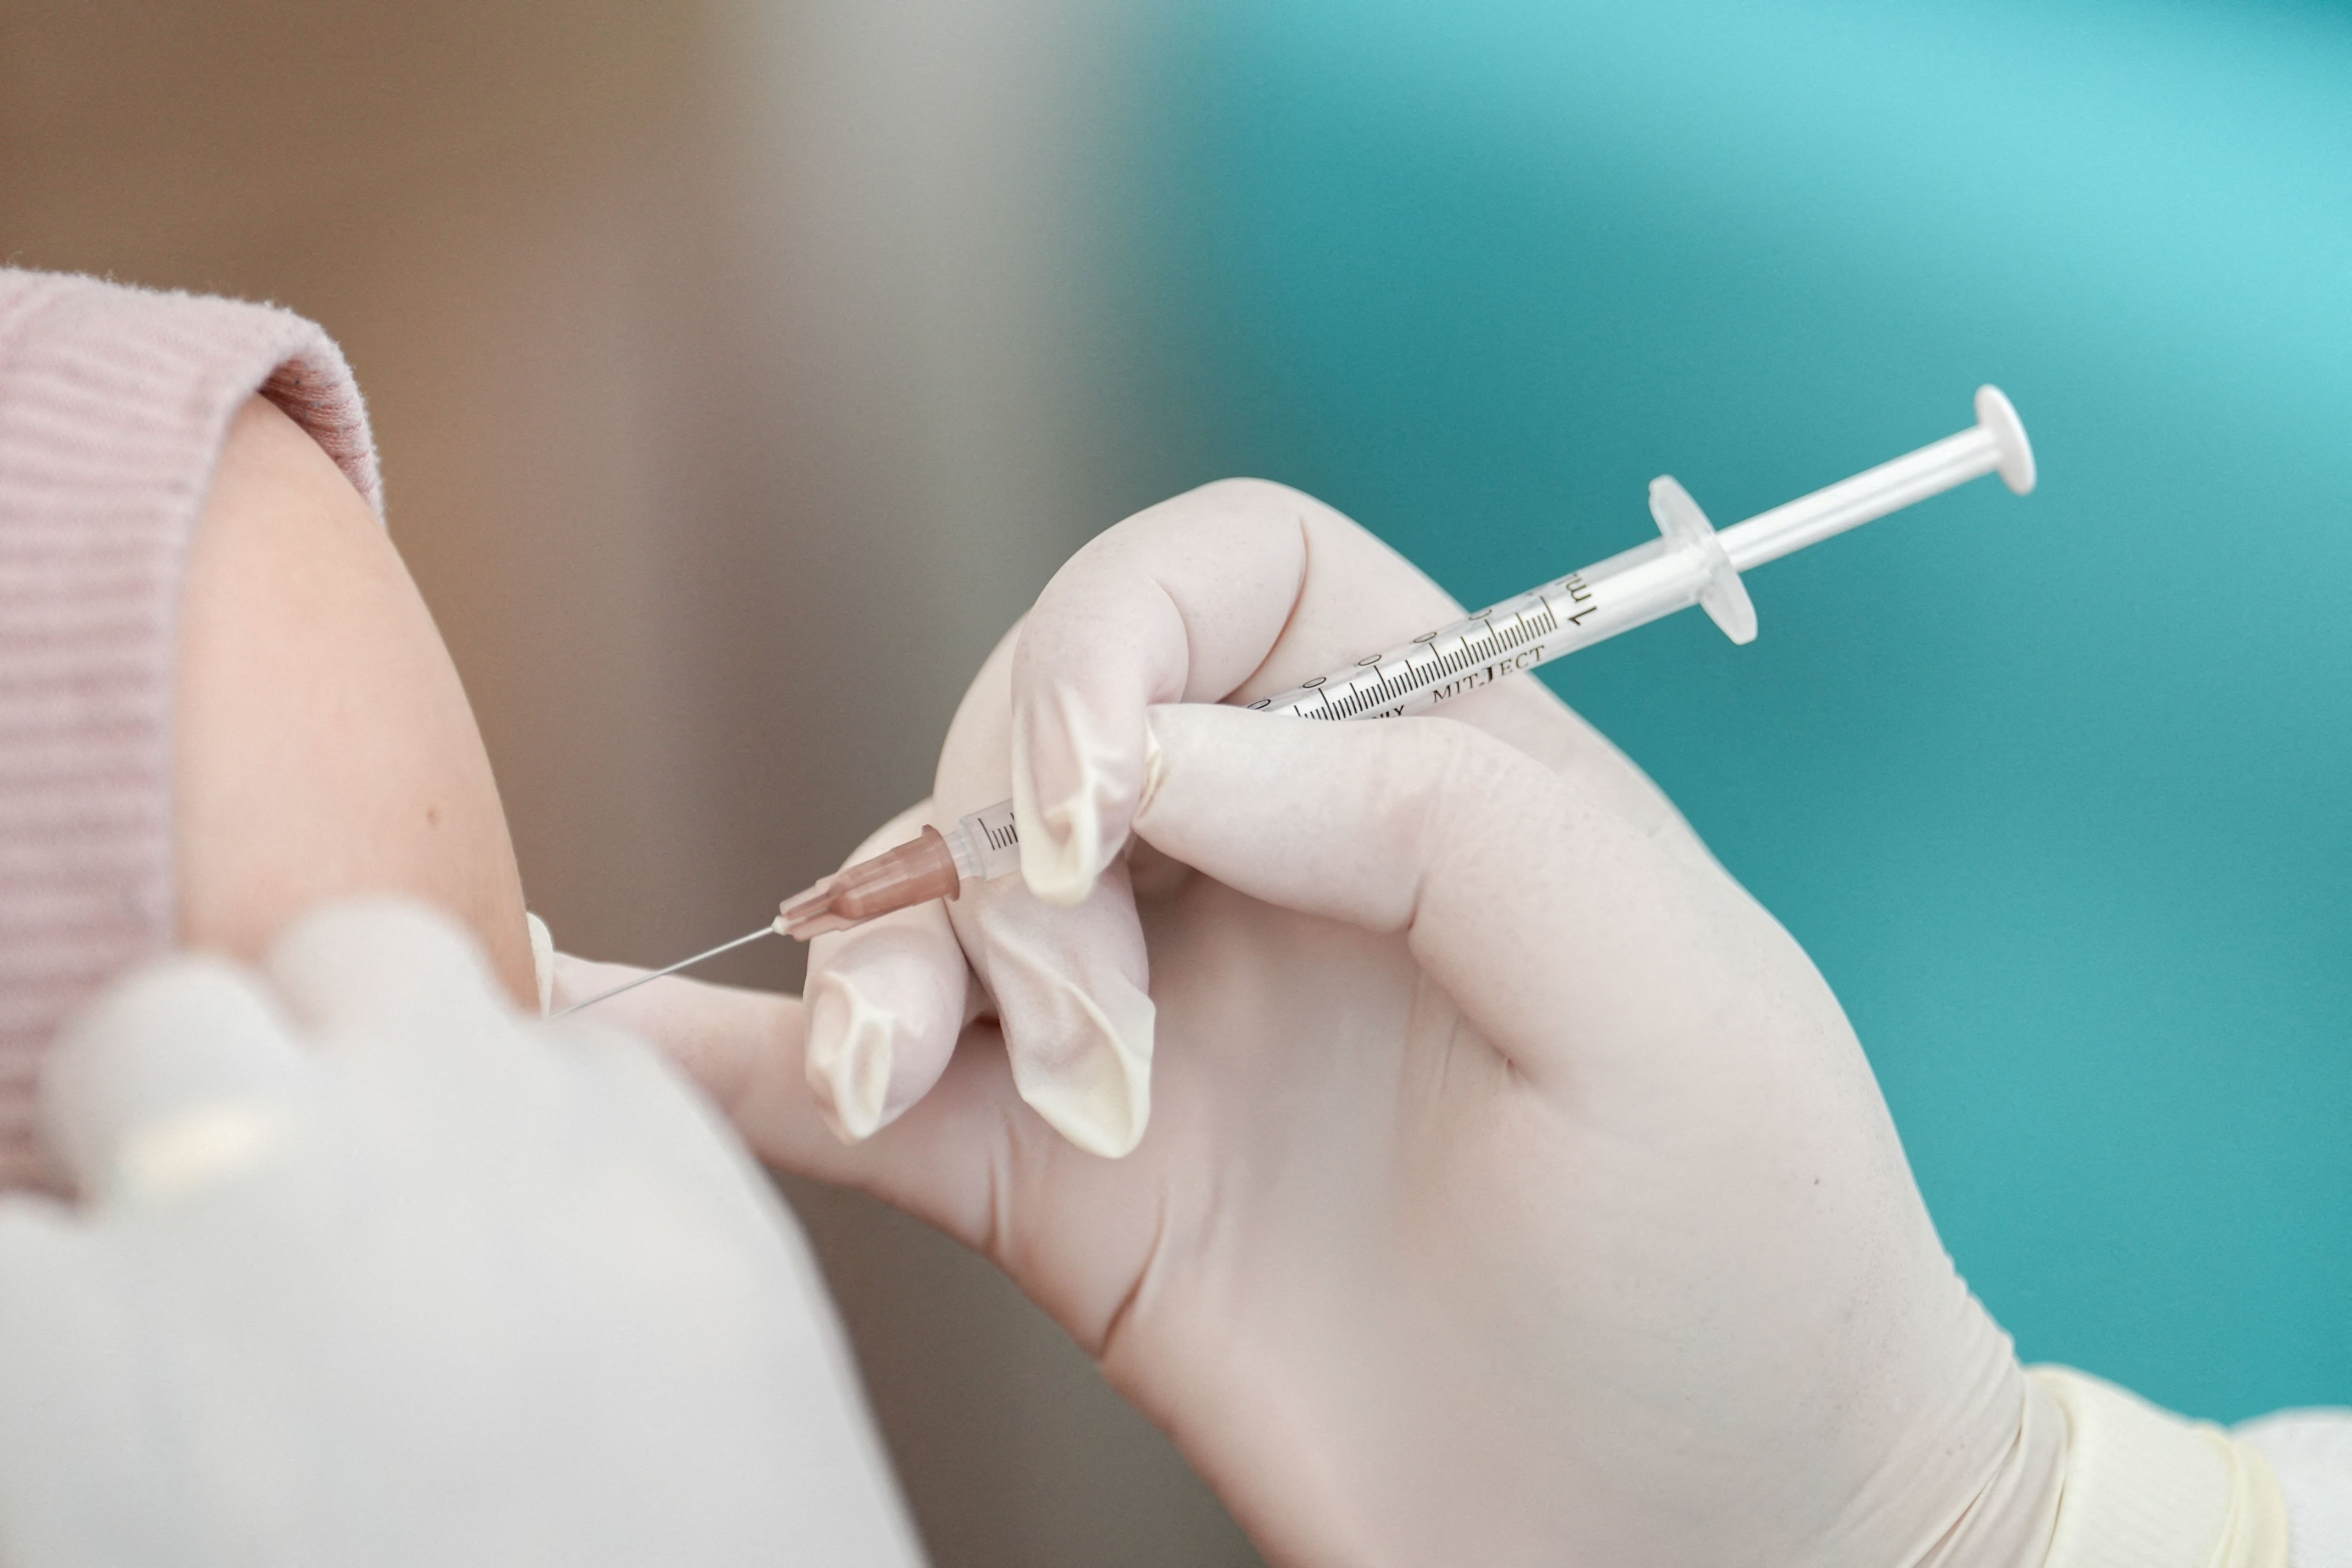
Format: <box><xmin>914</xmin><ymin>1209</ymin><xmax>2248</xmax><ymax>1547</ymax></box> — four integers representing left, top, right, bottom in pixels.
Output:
<box><xmin>1120</xmin><ymin>0</ymin><xmax>2352</xmax><ymax>1421</ymax></box>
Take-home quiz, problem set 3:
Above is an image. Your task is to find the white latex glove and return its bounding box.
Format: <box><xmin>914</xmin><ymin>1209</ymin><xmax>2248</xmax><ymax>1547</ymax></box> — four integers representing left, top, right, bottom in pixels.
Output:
<box><xmin>562</xmin><ymin>479</ymin><xmax>2062</xmax><ymax>1566</ymax></box>
<box><xmin>0</xmin><ymin>900</ymin><xmax>920</xmax><ymax>1568</ymax></box>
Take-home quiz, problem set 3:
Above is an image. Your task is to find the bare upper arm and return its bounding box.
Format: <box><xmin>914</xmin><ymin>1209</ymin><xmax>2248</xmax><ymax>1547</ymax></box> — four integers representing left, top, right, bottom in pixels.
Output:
<box><xmin>174</xmin><ymin>395</ymin><xmax>535</xmax><ymax>1007</ymax></box>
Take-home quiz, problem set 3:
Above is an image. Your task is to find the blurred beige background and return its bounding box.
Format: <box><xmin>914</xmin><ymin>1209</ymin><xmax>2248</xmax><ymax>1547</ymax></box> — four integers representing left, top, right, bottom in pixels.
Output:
<box><xmin>0</xmin><ymin>1</ymin><xmax>1260</xmax><ymax>1562</ymax></box>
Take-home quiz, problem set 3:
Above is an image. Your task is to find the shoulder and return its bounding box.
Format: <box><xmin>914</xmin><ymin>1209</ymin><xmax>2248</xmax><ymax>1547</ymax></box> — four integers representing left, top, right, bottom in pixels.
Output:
<box><xmin>175</xmin><ymin>393</ymin><xmax>535</xmax><ymax>1006</ymax></box>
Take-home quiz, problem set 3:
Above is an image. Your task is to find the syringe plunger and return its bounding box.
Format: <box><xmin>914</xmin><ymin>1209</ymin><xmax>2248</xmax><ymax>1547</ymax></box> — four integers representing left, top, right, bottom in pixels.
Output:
<box><xmin>1716</xmin><ymin>385</ymin><xmax>2034</xmax><ymax>572</ymax></box>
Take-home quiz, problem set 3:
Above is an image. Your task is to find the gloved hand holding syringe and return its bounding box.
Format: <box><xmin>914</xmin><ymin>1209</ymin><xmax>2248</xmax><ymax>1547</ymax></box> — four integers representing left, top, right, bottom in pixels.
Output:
<box><xmin>560</xmin><ymin>384</ymin><xmax>2033</xmax><ymax>1015</ymax></box>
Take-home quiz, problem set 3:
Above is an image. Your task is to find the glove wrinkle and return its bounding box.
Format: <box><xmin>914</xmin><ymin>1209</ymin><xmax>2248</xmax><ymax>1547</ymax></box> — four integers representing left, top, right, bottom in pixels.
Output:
<box><xmin>1223</xmin><ymin>505</ymin><xmax>1319</xmax><ymax>701</ymax></box>
<box><xmin>804</xmin><ymin>969</ymin><xmax>897</xmax><ymax>1143</ymax></box>
<box><xmin>952</xmin><ymin>851</ymin><xmax>1156</xmax><ymax>1159</ymax></box>
<box><xmin>1905</xmin><ymin>1370</ymin><xmax>2065</xmax><ymax>1568</ymax></box>
<box><xmin>1013</xmin><ymin>680</ymin><xmax>1120</xmax><ymax>908</ymax></box>
<box><xmin>1086</xmin><ymin>1189</ymin><xmax>1173</xmax><ymax>1363</ymax></box>
<box><xmin>989</xmin><ymin>936</ymin><xmax>1152</xmax><ymax>1159</ymax></box>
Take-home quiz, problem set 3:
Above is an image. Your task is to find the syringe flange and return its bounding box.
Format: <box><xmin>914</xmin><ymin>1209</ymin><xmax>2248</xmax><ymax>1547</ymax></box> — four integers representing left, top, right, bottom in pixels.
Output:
<box><xmin>1648</xmin><ymin>475</ymin><xmax>1755</xmax><ymax>646</ymax></box>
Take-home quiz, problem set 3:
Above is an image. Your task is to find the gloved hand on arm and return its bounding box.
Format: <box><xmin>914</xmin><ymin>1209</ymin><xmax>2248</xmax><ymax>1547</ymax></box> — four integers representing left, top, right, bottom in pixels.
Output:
<box><xmin>564</xmin><ymin>479</ymin><xmax>2296</xmax><ymax>1567</ymax></box>
<box><xmin>0</xmin><ymin>902</ymin><xmax>920</xmax><ymax>1568</ymax></box>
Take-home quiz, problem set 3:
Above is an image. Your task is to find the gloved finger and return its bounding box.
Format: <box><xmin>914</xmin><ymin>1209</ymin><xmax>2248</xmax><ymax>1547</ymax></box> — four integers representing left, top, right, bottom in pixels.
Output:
<box><xmin>1009</xmin><ymin>478</ymin><xmax>1463</xmax><ymax>907</ymax></box>
<box><xmin>943</xmin><ymin>856</ymin><xmax>1153</xmax><ymax>1158</ymax></box>
<box><xmin>1131</xmin><ymin>703</ymin><xmax>1788</xmax><ymax>1082</ymax></box>
<box><xmin>549</xmin><ymin>955</ymin><xmax>1040</xmax><ymax>1254</ymax></box>
<box><xmin>549</xmin><ymin>953</ymin><xmax>787</xmax><ymax>1113</ymax></box>
<box><xmin>264</xmin><ymin>897</ymin><xmax>516</xmax><ymax>1052</ymax></box>
<box><xmin>548</xmin><ymin>959</ymin><xmax>845</xmax><ymax>1181</ymax></box>
<box><xmin>539</xmin><ymin>1005</ymin><xmax>814</xmax><ymax>1250</ymax></box>
<box><xmin>800</xmin><ymin>802</ymin><xmax>971</xmax><ymax>1143</ymax></box>
<box><xmin>934</xmin><ymin>623</ymin><xmax>1156</xmax><ymax>1156</ymax></box>
<box><xmin>42</xmin><ymin>957</ymin><xmax>309</xmax><ymax>1205</ymax></box>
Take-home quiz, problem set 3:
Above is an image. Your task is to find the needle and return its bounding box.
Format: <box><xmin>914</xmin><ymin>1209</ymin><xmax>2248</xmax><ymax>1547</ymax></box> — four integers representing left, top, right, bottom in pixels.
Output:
<box><xmin>553</xmin><ymin>923</ymin><xmax>779</xmax><ymax>1018</ymax></box>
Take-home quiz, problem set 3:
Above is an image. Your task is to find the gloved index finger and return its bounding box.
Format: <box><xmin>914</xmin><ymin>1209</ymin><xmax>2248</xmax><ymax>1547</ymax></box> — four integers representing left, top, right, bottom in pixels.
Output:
<box><xmin>1010</xmin><ymin>478</ymin><xmax>1462</xmax><ymax>907</ymax></box>
<box><xmin>800</xmin><ymin>800</ymin><xmax>972</xmax><ymax>1145</ymax></box>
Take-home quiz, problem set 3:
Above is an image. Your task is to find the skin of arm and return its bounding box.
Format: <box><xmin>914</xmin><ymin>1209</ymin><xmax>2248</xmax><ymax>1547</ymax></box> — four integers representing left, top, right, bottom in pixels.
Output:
<box><xmin>172</xmin><ymin>395</ymin><xmax>535</xmax><ymax>1007</ymax></box>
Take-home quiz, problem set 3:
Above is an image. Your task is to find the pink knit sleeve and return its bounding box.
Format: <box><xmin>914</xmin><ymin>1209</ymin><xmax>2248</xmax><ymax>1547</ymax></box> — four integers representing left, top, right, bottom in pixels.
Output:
<box><xmin>0</xmin><ymin>269</ymin><xmax>381</xmax><ymax>1190</ymax></box>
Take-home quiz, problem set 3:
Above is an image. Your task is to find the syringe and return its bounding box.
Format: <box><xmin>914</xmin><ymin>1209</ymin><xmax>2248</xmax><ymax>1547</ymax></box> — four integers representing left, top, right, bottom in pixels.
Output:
<box><xmin>557</xmin><ymin>386</ymin><xmax>2033</xmax><ymax>1016</ymax></box>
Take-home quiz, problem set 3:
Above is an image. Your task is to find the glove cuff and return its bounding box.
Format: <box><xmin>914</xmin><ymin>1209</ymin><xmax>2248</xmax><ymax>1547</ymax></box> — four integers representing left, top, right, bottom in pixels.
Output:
<box><xmin>2029</xmin><ymin>1366</ymin><xmax>2288</xmax><ymax>1568</ymax></box>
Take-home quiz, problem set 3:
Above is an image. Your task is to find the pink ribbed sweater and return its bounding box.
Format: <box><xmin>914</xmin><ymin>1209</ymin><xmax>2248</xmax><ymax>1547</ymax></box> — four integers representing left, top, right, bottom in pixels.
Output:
<box><xmin>0</xmin><ymin>269</ymin><xmax>382</xmax><ymax>1189</ymax></box>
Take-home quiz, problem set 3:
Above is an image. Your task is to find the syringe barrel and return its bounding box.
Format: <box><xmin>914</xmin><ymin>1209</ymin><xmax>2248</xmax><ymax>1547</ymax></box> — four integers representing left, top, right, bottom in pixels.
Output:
<box><xmin>1249</xmin><ymin>534</ymin><xmax>1707</xmax><ymax>721</ymax></box>
<box><xmin>947</xmin><ymin>801</ymin><xmax>1024</xmax><ymax>882</ymax></box>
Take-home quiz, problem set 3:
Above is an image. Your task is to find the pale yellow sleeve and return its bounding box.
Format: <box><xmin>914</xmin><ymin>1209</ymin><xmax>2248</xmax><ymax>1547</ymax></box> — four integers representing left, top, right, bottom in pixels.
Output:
<box><xmin>2032</xmin><ymin>1366</ymin><xmax>2289</xmax><ymax>1568</ymax></box>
